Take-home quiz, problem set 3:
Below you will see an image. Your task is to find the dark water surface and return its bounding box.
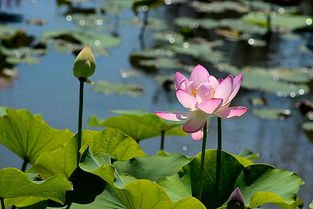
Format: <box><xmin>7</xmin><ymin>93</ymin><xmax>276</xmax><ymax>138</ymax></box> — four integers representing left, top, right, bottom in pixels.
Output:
<box><xmin>0</xmin><ymin>0</ymin><xmax>312</xmax><ymax>207</ymax></box>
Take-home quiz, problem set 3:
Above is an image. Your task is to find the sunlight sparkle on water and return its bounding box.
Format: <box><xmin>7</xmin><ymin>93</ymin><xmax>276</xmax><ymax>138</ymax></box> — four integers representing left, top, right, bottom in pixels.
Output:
<box><xmin>66</xmin><ymin>15</ymin><xmax>72</xmax><ymax>22</ymax></box>
<box><xmin>248</xmin><ymin>38</ymin><xmax>255</xmax><ymax>45</ymax></box>
<box><xmin>306</xmin><ymin>18</ymin><xmax>313</xmax><ymax>25</ymax></box>
<box><xmin>182</xmin><ymin>145</ymin><xmax>188</xmax><ymax>152</ymax></box>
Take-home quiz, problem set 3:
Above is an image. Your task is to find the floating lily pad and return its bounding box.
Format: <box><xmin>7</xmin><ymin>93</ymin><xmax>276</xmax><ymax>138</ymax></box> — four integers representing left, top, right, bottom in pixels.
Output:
<box><xmin>243</xmin><ymin>12</ymin><xmax>312</xmax><ymax>30</ymax></box>
<box><xmin>42</xmin><ymin>30</ymin><xmax>121</xmax><ymax>54</ymax></box>
<box><xmin>191</xmin><ymin>1</ymin><xmax>249</xmax><ymax>14</ymax></box>
<box><xmin>132</xmin><ymin>0</ymin><xmax>164</xmax><ymax>13</ymax></box>
<box><xmin>0</xmin><ymin>25</ymin><xmax>18</xmax><ymax>37</ymax></box>
<box><xmin>253</xmin><ymin>108</ymin><xmax>291</xmax><ymax>120</ymax></box>
<box><xmin>219</xmin><ymin>66</ymin><xmax>311</xmax><ymax>97</ymax></box>
<box><xmin>302</xmin><ymin>121</ymin><xmax>313</xmax><ymax>142</ymax></box>
<box><xmin>104</xmin><ymin>0</ymin><xmax>132</xmax><ymax>14</ymax></box>
<box><xmin>92</xmin><ymin>80</ymin><xmax>144</xmax><ymax>96</ymax></box>
<box><xmin>88</xmin><ymin>112</ymin><xmax>186</xmax><ymax>141</ymax></box>
<box><xmin>70</xmin><ymin>14</ymin><xmax>111</xmax><ymax>30</ymax></box>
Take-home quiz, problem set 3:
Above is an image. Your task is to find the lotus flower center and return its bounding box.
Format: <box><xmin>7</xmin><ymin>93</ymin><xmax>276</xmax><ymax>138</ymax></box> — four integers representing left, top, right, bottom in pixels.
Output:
<box><xmin>192</xmin><ymin>88</ymin><xmax>198</xmax><ymax>97</ymax></box>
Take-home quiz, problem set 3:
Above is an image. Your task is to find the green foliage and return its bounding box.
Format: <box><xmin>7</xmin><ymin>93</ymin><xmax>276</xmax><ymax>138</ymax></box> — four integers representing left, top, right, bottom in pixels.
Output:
<box><xmin>0</xmin><ymin>168</ymin><xmax>72</xmax><ymax>204</ymax></box>
<box><xmin>35</xmin><ymin>128</ymin><xmax>145</xmax><ymax>179</ymax></box>
<box><xmin>132</xmin><ymin>0</ymin><xmax>164</xmax><ymax>14</ymax></box>
<box><xmin>0</xmin><ymin>108</ymin><xmax>73</xmax><ymax>164</ymax></box>
<box><xmin>92</xmin><ymin>80</ymin><xmax>144</xmax><ymax>97</ymax></box>
<box><xmin>88</xmin><ymin>112</ymin><xmax>186</xmax><ymax>141</ymax></box>
<box><xmin>114</xmin><ymin>151</ymin><xmax>191</xmax><ymax>181</ymax></box>
<box><xmin>253</xmin><ymin>108</ymin><xmax>291</xmax><ymax>120</ymax></box>
<box><xmin>78</xmin><ymin>147</ymin><xmax>206</xmax><ymax>209</ymax></box>
<box><xmin>183</xmin><ymin>150</ymin><xmax>304</xmax><ymax>209</ymax></box>
<box><xmin>243</xmin><ymin>12</ymin><xmax>312</xmax><ymax>30</ymax></box>
<box><xmin>42</xmin><ymin>30</ymin><xmax>121</xmax><ymax>54</ymax></box>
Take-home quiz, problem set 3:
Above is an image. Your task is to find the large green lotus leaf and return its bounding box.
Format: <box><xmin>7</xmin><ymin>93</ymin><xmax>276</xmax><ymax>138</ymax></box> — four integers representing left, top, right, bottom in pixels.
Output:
<box><xmin>158</xmin><ymin>172</ymin><xmax>192</xmax><ymax>201</ymax></box>
<box><xmin>35</xmin><ymin>128</ymin><xmax>145</xmax><ymax>179</ymax></box>
<box><xmin>92</xmin><ymin>80</ymin><xmax>144</xmax><ymax>97</ymax></box>
<box><xmin>42</xmin><ymin>30</ymin><xmax>121</xmax><ymax>54</ymax></box>
<box><xmin>186</xmin><ymin>150</ymin><xmax>244</xmax><ymax>209</ymax></box>
<box><xmin>35</xmin><ymin>136</ymin><xmax>77</xmax><ymax>180</ymax></box>
<box><xmin>0</xmin><ymin>168</ymin><xmax>72</xmax><ymax>204</ymax></box>
<box><xmin>235</xmin><ymin>164</ymin><xmax>304</xmax><ymax>209</ymax></box>
<box><xmin>81</xmin><ymin>128</ymin><xmax>146</xmax><ymax>160</ymax></box>
<box><xmin>184</xmin><ymin>150</ymin><xmax>304</xmax><ymax>209</ymax></box>
<box><xmin>0</xmin><ymin>106</ymin><xmax>6</xmax><ymax>116</ymax></box>
<box><xmin>0</xmin><ymin>108</ymin><xmax>73</xmax><ymax>164</ymax></box>
<box><xmin>4</xmin><ymin>197</ymin><xmax>46</xmax><ymax>208</ymax></box>
<box><xmin>310</xmin><ymin>201</ymin><xmax>313</xmax><ymax>209</ymax></box>
<box><xmin>243</xmin><ymin>12</ymin><xmax>312</xmax><ymax>30</ymax></box>
<box><xmin>78</xmin><ymin>148</ymin><xmax>206</xmax><ymax>209</ymax></box>
<box><xmin>114</xmin><ymin>151</ymin><xmax>190</xmax><ymax>181</ymax></box>
<box><xmin>88</xmin><ymin>113</ymin><xmax>185</xmax><ymax>141</ymax></box>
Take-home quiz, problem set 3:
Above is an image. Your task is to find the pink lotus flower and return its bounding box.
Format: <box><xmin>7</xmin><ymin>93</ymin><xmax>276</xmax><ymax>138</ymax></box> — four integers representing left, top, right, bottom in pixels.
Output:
<box><xmin>155</xmin><ymin>65</ymin><xmax>248</xmax><ymax>140</ymax></box>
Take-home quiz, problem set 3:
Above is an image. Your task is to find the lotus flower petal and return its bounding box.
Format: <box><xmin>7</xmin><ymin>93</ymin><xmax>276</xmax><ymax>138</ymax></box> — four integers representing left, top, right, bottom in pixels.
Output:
<box><xmin>190</xmin><ymin>65</ymin><xmax>209</xmax><ymax>87</ymax></box>
<box><xmin>215</xmin><ymin>106</ymin><xmax>248</xmax><ymax>119</ymax></box>
<box><xmin>191</xmin><ymin>130</ymin><xmax>203</xmax><ymax>140</ymax></box>
<box><xmin>155</xmin><ymin>112</ymin><xmax>194</xmax><ymax>121</ymax></box>
<box><xmin>227</xmin><ymin>74</ymin><xmax>243</xmax><ymax>104</ymax></box>
<box><xmin>176</xmin><ymin>89</ymin><xmax>197</xmax><ymax>110</ymax></box>
<box><xmin>174</xmin><ymin>72</ymin><xmax>187</xmax><ymax>90</ymax></box>
<box><xmin>214</xmin><ymin>75</ymin><xmax>233</xmax><ymax>104</ymax></box>
<box><xmin>197</xmin><ymin>98</ymin><xmax>223</xmax><ymax>114</ymax></box>
<box><xmin>183</xmin><ymin>115</ymin><xmax>207</xmax><ymax>133</ymax></box>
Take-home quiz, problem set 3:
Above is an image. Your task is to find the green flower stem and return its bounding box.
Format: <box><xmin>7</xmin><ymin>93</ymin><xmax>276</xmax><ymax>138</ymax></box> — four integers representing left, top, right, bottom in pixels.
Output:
<box><xmin>11</xmin><ymin>159</ymin><xmax>29</xmax><ymax>209</ymax></box>
<box><xmin>197</xmin><ymin>121</ymin><xmax>208</xmax><ymax>199</ymax></box>
<box><xmin>66</xmin><ymin>202</ymin><xmax>72</xmax><ymax>209</ymax></box>
<box><xmin>160</xmin><ymin>130</ymin><xmax>165</xmax><ymax>150</ymax></box>
<box><xmin>21</xmin><ymin>159</ymin><xmax>28</xmax><ymax>172</ymax></box>
<box><xmin>77</xmin><ymin>78</ymin><xmax>85</xmax><ymax>166</ymax></box>
<box><xmin>215</xmin><ymin>117</ymin><xmax>222</xmax><ymax>197</ymax></box>
<box><xmin>1</xmin><ymin>198</ymin><xmax>5</xmax><ymax>209</ymax></box>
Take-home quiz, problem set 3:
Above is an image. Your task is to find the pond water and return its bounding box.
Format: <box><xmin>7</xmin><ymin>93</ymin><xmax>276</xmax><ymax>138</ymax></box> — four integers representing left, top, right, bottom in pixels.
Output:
<box><xmin>0</xmin><ymin>0</ymin><xmax>312</xmax><ymax>207</ymax></box>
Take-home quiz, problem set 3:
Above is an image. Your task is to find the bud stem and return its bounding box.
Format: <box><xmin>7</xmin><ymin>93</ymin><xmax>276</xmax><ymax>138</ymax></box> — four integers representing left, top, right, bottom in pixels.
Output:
<box><xmin>215</xmin><ymin>117</ymin><xmax>222</xmax><ymax>198</ymax></box>
<box><xmin>77</xmin><ymin>78</ymin><xmax>85</xmax><ymax>166</ymax></box>
<box><xmin>1</xmin><ymin>198</ymin><xmax>5</xmax><ymax>209</ymax></box>
<box><xmin>197</xmin><ymin>121</ymin><xmax>208</xmax><ymax>199</ymax></box>
<box><xmin>160</xmin><ymin>130</ymin><xmax>165</xmax><ymax>150</ymax></box>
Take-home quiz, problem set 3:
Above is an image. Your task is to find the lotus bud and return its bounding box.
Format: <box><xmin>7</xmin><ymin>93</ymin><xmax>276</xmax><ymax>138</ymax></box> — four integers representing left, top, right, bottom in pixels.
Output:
<box><xmin>226</xmin><ymin>187</ymin><xmax>245</xmax><ymax>209</ymax></box>
<box><xmin>73</xmin><ymin>46</ymin><xmax>96</xmax><ymax>80</ymax></box>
